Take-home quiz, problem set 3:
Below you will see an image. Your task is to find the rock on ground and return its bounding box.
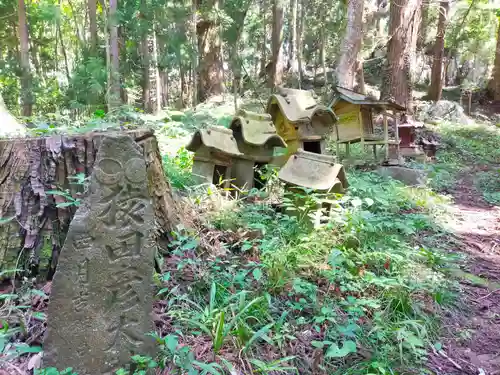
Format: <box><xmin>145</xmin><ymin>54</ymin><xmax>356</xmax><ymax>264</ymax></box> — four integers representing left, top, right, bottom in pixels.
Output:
<box><xmin>377</xmin><ymin>166</ymin><xmax>428</xmax><ymax>186</ymax></box>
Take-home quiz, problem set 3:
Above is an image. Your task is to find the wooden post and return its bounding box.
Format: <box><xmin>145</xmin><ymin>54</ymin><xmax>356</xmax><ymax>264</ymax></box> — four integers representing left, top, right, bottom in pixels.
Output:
<box><xmin>383</xmin><ymin>109</ymin><xmax>389</xmax><ymax>160</ymax></box>
<box><xmin>394</xmin><ymin>110</ymin><xmax>400</xmax><ymax>163</ymax></box>
<box><xmin>358</xmin><ymin>107</ymin><xmax>365</xmax><ymax>149</ymax></box>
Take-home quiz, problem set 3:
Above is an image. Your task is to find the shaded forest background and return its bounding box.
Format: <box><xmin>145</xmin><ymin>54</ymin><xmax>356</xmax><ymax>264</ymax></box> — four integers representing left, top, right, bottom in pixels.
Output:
<box><xmin>1</xmin><ymin>0</ymin><xmax>500</xmax><ymax>120</ymax></box>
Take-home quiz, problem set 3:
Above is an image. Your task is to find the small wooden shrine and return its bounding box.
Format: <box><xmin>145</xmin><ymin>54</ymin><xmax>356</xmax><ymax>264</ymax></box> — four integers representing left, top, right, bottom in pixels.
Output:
<box><xmin>186</xmin><ymin>126</ymin><xmax>242</xmax><ymax>189</ymax></box>
<box><xmin>186</xmin><ymin>110</ymin><xmax>286</xmax><ymax>191</ymax></box>
<box><xmin>329</xmin><ymin>86</ymin><xmax>405</xmax><ymax>163</ymax></box>
<box><xmin>278</xmin><ymin>149</ymin><xmax>348</xmax><ymax>194</ymax></box>
<box><xmin>266</xmin><ymin>87</ymin><xmax>337</xmax><ymax>162</ymax></box>
<box><xmin>229</xmin><ymin>109</ymin><xmax>287</xmax><ymax>190</ymax></box>
<box><xmin>278</xmin><ymin>149</ymin><xmax>348</xmax><ymax>224</ymax></box>
<box><xmin>398</xmin><ymin>121</ymin><xmax>425</xmax><ymax>158</ymax></box>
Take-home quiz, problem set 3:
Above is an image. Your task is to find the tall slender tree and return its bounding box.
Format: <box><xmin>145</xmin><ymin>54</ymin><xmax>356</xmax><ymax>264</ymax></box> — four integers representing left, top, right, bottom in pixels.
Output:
<box><xmin>380</xmin><ymin>0</ymin><xmax>421</xmax><ymax>113</ymax></box>
<box><xmin>428</xmin><ymin>0</ymin><xmax>449</xmax><ymax>101</ymax></box>
<box><xmin>489</xmin><ymin>14</ymin><xmax>500</xmax><ymax>101</ymax></box>
<box><xmin>269</xmin><ymin>0</ymin><xmax>284</xmax><ymax>88</ymax></box>
<box><xmin>88</xmin><ymin>0</ymin><xmax>98</xmax><ymax>54</ymax></box>
<box><xmin>108</xmin><ymin>0</ymin><xmax>121</xmax><ymax>109</ymax></box>
<box><xmin>288</xmin><ymin>0</ymin><xmax>298</xmax><ymax>73</ymax></box>
<box><xmin>336</xmin><ymin>0</ymin><xmax>364</xmax><ymax>90</ymax></box>
<box><xmin>18</xmin><ymin>0</ymin><xmax>33</xmax><ymax>116</ymax></box>
<box><xmin>196</xmin><ymin>0</ymin><xmax>224</xmax><ymax>102</ymax></box>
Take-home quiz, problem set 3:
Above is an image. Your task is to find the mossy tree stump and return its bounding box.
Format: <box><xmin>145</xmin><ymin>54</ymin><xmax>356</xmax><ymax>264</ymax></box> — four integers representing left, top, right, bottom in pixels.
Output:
<box><xmin>0</xmin><ymin>130</ymin><xmax>179</xmax><ymax>280</ymax></box>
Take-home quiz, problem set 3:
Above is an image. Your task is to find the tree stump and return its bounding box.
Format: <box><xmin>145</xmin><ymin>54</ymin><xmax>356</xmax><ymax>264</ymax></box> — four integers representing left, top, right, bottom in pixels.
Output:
<box><xmin>0</xmin><ymin>130</ymin><xmax>180</xmax><ymax>280</ymax></box>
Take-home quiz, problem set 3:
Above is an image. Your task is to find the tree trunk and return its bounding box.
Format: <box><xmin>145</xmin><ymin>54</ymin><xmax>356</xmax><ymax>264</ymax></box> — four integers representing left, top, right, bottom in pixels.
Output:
<box><xmin>336</xmin><ymin>0</ymin><xmax>364</xmax><ymax>90</ymax></box>
<box><xmin>0</xmin><ymin>131</ymin><xmax>180</xmax><ymax>282</ymax></box>
<box><xmin>108</xmin><ymin>0</ymin><xmax>121</xmax><ymax>109</ymax></box>
<box><xmin>191</xmin><ymin>0</ymin><xmax>198</xmax><ymax>106</ymax></box>
<box><xmin>88</xmin><ymin>0</ymin><xmax>98</xmax><ymax>54</ymax></box>
<box><xmin>141</xmin><ymin>35</ymin><xmax>151</xmax><ymax>112</ymax></box>
<box><xmin>489</xmin><ymin>19</ymin><xmax>500</xmax><ymax>101</ymax></box>
<box><xmin>18</xmin><ymin>0</ymin><xmax>33</xmax><ymax>117</ymax></box>
<box><xmin>380</xmin><ymin>0</ymin><xmax>421</xmax><ymax>113</ymax></box>
<box><xmin>417</xmin><ymin>0</ymin><xmax>428</xmax><ymax>51</ymax></box>
<box><xmin>320</xmin><ymin>26</ymin><xmax>327</xmax><ymax>87</ymax></box>
<box><xmin>288</xmin><ymin>0</ymin><xmax>298</xmax><ymax>73</ymax></box>
<box><xmin>269</xmin><ymin>0</ymin><xmax>284</xmax><ymax>88</ymax></box>
<box><xmin>297</xmin><ymin>0</ymin><xmax>305</xmax><ymax>88</ymax></box>
<box><xmin>57</xmin><ymin>6</ymin><xmax>72</xmax><ymax>84</ymax></box>
<box><xmin>355</xmin><ymin>59</ymin><xmax>366</xmax><ymax>94</ymax></box>
<box><xmin>260</xmin><ymin>0</ymin><xmax>267</xmax><ymax>75</ymax></box>
<box><xmin>159</xmin><ymin>70</ymin><xmax>169</xmax><ymax>107</ymax></box>
<box><xmin>428</xmin><ymin>0</ymin><xmax>449</xmax><ymax>101</ymax></box>
<box><xmin>197</xmin><ymin>0</ymin><xmax>224</xmax><ymax>102</ymax></box>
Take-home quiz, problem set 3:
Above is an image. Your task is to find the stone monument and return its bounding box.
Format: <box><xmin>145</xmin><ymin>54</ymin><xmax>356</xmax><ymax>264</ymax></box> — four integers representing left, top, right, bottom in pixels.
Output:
<box><xmin>43</xmin><ymin>134</ymin><xmax>156</xmax><ymax>374</ymax></box>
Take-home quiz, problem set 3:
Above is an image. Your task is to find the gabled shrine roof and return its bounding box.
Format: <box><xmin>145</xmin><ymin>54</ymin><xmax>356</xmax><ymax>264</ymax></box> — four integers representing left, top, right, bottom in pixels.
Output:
<box><xmin>278</xmin><ymin>149</ymin><xmax>348</xmax><ymax>193</ymax></box>
<box><xmin>229</xmin><ymin>109</ymin><xmax>286</xmax><ymax>148</ymax></box>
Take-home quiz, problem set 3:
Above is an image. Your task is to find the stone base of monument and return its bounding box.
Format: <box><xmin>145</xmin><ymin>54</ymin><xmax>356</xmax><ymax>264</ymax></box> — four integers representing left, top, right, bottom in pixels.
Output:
<box><xmin>43</xmin><ymin>134</ymin><xmax>158</xmax><ymax>375</ymax></box>
<box><xmin>0</xmin><ymin>130</ymin><xmax>180</xmax><ymax>281</ymax></box>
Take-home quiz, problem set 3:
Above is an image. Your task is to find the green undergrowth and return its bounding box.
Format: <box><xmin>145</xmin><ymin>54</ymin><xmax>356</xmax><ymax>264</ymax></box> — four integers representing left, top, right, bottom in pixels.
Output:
<box><xmin>419</xmin><ymin>122</ymin><xmax>500</xmax><ymax>200</ymax></box>
<box><xmin>142</xmin><ymin>171</ymin><xmax>459</xmax><ymax>374</ymax></box>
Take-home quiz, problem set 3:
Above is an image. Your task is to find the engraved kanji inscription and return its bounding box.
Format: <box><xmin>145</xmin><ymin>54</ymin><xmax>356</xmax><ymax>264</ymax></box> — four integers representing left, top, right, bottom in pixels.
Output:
<box><xmin>44</xmin><ymin>135</ymin><xmax>155</xmax><ymax>375</ymax></box>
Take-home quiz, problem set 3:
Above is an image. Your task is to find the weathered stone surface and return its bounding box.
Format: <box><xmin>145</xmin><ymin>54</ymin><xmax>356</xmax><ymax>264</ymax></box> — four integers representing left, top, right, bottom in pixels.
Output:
<box><xmin>416</xmin><ymin>100</ymin><xmax>472</xmax><ymax>125</ymax></box>
<box><xmin>0</xmin><ymin>130</ymin><xmax>179</xmax><ymax>280</ymax></box>
<box><xmin>43</xmin><ymin>135</ymin><xmax>156</xmax><ymax>375</ymax></box>
<box><xmin>377</xmin><ymin>166</ymin><xmax>427</xmax><ymax>186</ymax></box>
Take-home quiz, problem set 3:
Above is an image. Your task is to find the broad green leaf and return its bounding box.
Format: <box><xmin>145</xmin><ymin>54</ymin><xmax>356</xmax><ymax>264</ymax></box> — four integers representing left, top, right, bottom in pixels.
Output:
<box><xmin>351</xmin><ymin>198</ymin><xmax>363</xmax><ymax>207</ymax></box>
<box><xmin>165</xmin><ymin>334</ymin><xmax>178</xmax><ymax>353</ymax></box>
<box><xmin>213</xmin><ymin>311</ymin><xmax>225</xmax><ymax>353</ymax></box>
<box><xmin>192</xmin><ymin>361</ymin><xmax>222</xmax><ymax>375</ymax></box>
<box><xmin>14</xmin><ymin>344</ymin><xmax>43</xmax><ymax>354</ymax></box>
<box><xmin>325</xmin><ymin>340</ymin><xmax>357</xmax><ymax>358</ymax></box>
<box><xmin>252</xmin><ymin>268</ymin><xmax>262</xmax><ymax>281</ymax></box>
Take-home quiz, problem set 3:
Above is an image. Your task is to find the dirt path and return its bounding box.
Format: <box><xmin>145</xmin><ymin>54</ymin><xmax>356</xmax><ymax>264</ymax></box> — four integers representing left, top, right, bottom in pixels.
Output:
<box><xmin>428</xmin><ymin>171</ymin><xmax>500</xmax><ymax>375</ymax></box>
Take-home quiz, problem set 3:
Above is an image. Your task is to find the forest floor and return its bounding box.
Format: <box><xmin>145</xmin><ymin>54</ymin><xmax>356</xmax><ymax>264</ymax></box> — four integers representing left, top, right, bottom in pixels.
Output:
<box><xmin>427</xmin><ymin>165</ymin><xmax>500</xmax><ymax>375</ymax></box>
<box><xmin>1</xmin><ymin>98</ymin><xmax>500</xmax><ymax>375</ymax></box>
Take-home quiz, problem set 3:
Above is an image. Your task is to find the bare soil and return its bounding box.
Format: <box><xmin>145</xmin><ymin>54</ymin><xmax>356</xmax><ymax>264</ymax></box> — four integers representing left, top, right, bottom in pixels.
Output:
<box><xmin>427</xmin><ymin>169</ymin><xmax>500</xmax><ymax>375</ymax></box>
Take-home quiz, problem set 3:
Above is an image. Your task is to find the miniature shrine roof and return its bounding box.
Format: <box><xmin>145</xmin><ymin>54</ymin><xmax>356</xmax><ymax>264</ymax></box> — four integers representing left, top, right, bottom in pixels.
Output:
<box><xmin>330</xmin><ymin>86</ymin><xmax>406</xmax><ymax>111</ymax></box>
<box><xmin>230</xmin><ymin>109</ymin><xmax>287</xmax><ymax>148</ymax></box>
<box><xmin>186</xmin><ymin>126</ymin><xmax>243</xmax><ymax>157</ymax></box>
<box><xmin>266</xmin><ymin>87</ymin><xmax>337</xmax><ymax>124</ymax></box>
<box><xmin>278</xmin><ymin>149</ymin><xmax>349</xmax><ymax>193</ymax></box>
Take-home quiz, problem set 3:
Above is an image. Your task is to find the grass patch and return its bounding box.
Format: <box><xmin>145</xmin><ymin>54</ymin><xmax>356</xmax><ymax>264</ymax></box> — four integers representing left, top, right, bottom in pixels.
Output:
<box><xmin>149</xmin><ymin>169</ymin><xmax>458</xmax><ymax>374</ymax></box>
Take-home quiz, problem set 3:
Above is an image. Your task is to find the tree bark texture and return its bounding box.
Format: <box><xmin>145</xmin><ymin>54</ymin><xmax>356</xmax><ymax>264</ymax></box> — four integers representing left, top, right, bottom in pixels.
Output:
<box><xmin>288</xmin><ymin>0</ymin><xmax>298</xmax><ymax>73</ymax></box>
<box><xmin>196</xmin><ymin>0</ymin><xmax>224</xmax><ymax>102</ymax></box>
<box><xmin>336</xmin><ymin>0</ymin><xmax>364</xmax><ymax>90</ymax></box>
<box><xmin>428</xmin><ymin>0</ymin><xmax>449</xmax><ymax>101</ymax></box>
<box><xmin>417</xmin><ymin>0</ymin><xmax>428</xmax><ymax>51</ymax></box>
<box><xmin>88</xmin><ymin>0</ymin><xmax>98</xmax><ymax>54</ymax></box>
<box><xmin>18</xmin><ymin>0</ymin><xmax>33</xmax><ymax>117</ymax></box>
<box><xmin>489</xmin><ymin>17</ymin><xmax>500</xmax><ymax>101</ymax></box>
<box><xmin>297</xmin><ymin>0</ymin><xmax>305</xmax><ymax>88</ymax></box>
<box><xmin>260</xmin><ymin>0</ymin><xmax>268</xmax><ymax>75</ymax></box>
<box><xmin>0</xmin><ymin>131</ymin><xmax>180</xmax><ymax>281</ymax></box>
<box><xmin>380</xmin><ymin>0</ymin><xmax>421</xmax><ymax>112</ymax></box>
<box><xmin>269</xmin><ymin>0</ymin><xmax>285</xmax><ymax>88</ymax></box>
<box><xmin>108</xmin><ymin>0</ymin><xmax>121</xmax><ymax>109</ymax></box>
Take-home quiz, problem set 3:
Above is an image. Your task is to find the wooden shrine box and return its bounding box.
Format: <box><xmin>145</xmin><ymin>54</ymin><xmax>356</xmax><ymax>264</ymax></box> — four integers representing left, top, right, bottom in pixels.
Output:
<box><xmin>398</xmin><ymin>122</ymin><xmax>425</xmax><ymax>158</ymax></box>
<box><xmin>266</xmin><ymin>87</ymin><xmax>337</xmax><ymax>164</ymax></box>
<box><xmin>186</xmin><ymin>119</ymin><xmax>286</xmax><ymax>191</ymax></box>
<box><xmin>278</xmin><ymin>149</ymin><xmax>348</xmax><ymax>225</ymax></box>
<box><xmin>186</xmin><ymin>126</ymin><xmax>242</xmax><ymax>189</ymax></box>
<box><xmin>329</xmin><ymin>86</ymin><xmax>405</xmax><ymax>163</ymax></box>
<box><xmin>229</xmin><ymin>109</ymin><xmax>287</xmax><ymax>190</ymax></box>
